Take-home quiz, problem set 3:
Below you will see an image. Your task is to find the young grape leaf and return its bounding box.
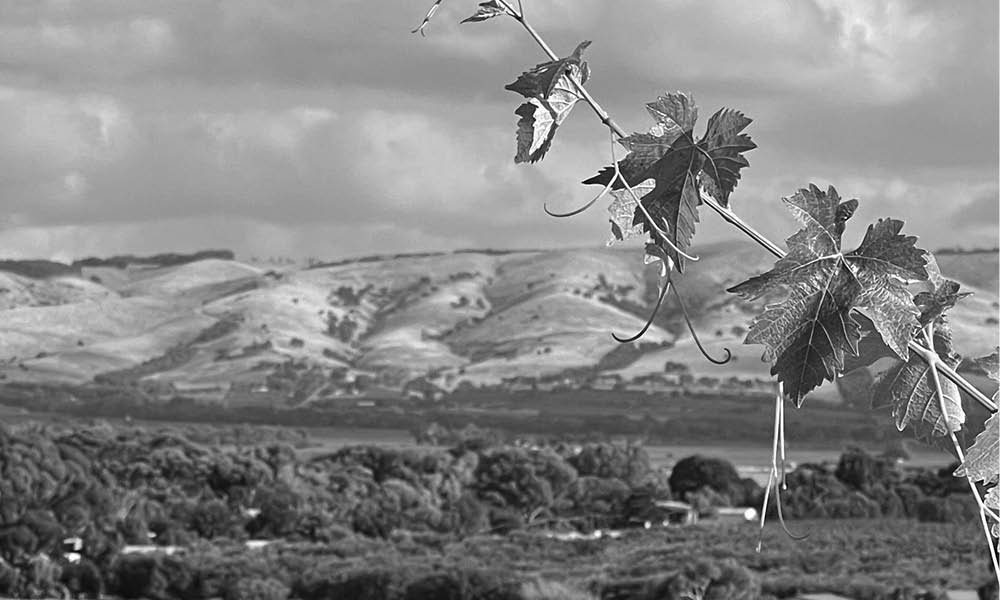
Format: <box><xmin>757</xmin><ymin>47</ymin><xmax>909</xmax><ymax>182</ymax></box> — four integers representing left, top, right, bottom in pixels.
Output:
<box><xmin>607</xmin><ymin>180</ymin><xmax>653</xmax><ymax>243</ymax></box>
<box><xmin>513</xmin><ymin>62</ymin><xmax>589</xmax><ymax>163</ymax></box>
<box><xmin>505</xmin><ymin>41</ymin><xmax>591</xmax><ymax>100</ymax></box>
<box><xmin>954</xmin><ymin>412</ymin><xmax>999</xmax><ymax>484</ymax></box>
<box><xmin>412</xmin><ymin>0</ymin><xmax>446</xmax><ymax>36</ymax></box>
<box><xmin>913</xmin><ymin>280</ymin><xmax>970</xmax><ymax>328</ymax></box>
<box><xmin>462</xmin><ymin>0</ymin><xmax>506</xmax><ymax>23</ymax></box>
<box><xmin>985</xmin><ymin>486</ymin><xmax>1000</xmax><ymax>508</ymax></box>
<box><xmin>975</xmin><ymin>349</ymin><xmax>999</xmax><ymax>383</ymax></box>
<box><xmin>727</xmin><ymin>185</ymin><xmax>927</xmax><ymax>405</ymax></box>
<box><xmin>581</xmin><ymin>93</ymin><xmax>755</xmax><ymax>271</ymax></box>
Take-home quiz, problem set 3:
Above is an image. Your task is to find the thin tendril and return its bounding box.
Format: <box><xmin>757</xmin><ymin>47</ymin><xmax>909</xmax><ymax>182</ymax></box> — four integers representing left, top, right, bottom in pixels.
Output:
<box><xmin>543</xmin><ymin>190</ymin><xmax>605</xmax><ymax>218</ymax></box>
<box><xmin>779</xmin><ymin>395</ymin><xmax>788</xmax><ymax>490</ymax></box>
<box><xmin>544</xmin><ymin>130</ymin><xmax>617</xmax><ymax>218</ymax></box>
<box><xmin>759</xmin><ymin>383</ymin><xmax>807</xmax><ymax>553</ymax></box>
<box><xmin>613</xmin><ymin>277</ymin><xmax>671</xmax><ymax>343</ymax></box>
<box><xmin>670</xmin><ymin>283</ymin><xmax>731</xmax><ymax>365</ymax></box>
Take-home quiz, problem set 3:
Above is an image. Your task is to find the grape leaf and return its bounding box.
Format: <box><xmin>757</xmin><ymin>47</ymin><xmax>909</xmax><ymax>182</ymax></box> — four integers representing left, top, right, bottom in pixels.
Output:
<box><xmin>582</xmin><ymin>93</ymin><xmax>697</xmax><ymax>189</ymax></box>
<box><xmin>462</xmin><ymin>0</ymin><xmax>506</xmax><ymax>23</ymax></box>
<box><xmin>955</xmin><ymin>413</ymin><xmax>999</xmax><ymax>484</ymax></box>
<box><xmin>696</xmin><ymin>108</ymin><xmax>756</xmax><ymax>206</ymax></box>
<box><xmin>581</xmin><ymin>93</ymin><xmax>755</xmax><ymax>272</ymax></box>
<box><xmin>844</xmin><ymin>252</ymin><xmax>968</xmax><ymax>374</ymax></box>
<box><xmin>975</xmin><ymin>349</ymin><xmax>1000</xmax><ymax>407</ymax></box>
<box><xmin>841</xmin><ymin>263</ymin><xmax>971</xmax><ymax>442</ymax></box>
<box><xmin>956</xmin><ymin>412</ymin><xmax>999</xmax><ymax>537</ymax></box>
<box><xmin>633</xmin><ymin>133</ymin><xmax>703</xmax><ymax>271</ymax></box>
<box><xmin>873</xmin><ymin>322</ymin><xmax>964</xmax><ymax>440</ymax></box>
<box><xmin>727</xmin><ymin>185</ymin><xmax>927</xmax><ymax>405</ymax></box>
<box><xmin>607</xmin><ymin>180</ymin><xmax>653</xmax><ymax>243</ymax></box>
<box><xmin>513</xmin><ymin>62</ymin><xmax>589</xmax><ymax>164</ymax></box>
<box><xmin>505</xmin><ymin>41</ymin><xmax>591</xmax><ymax>100</ymax></box>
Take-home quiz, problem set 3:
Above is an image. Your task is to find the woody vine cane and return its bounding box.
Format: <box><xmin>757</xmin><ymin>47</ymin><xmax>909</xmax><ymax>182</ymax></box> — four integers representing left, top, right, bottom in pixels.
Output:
<box><xmin>413</xmin><ymin>0</ymin><xmax>1000</xmax><ymax>580</ymax></box>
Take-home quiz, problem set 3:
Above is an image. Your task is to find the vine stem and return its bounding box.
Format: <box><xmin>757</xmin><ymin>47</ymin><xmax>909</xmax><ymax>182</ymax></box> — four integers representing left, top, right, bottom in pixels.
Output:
<box><xmin>923</xmin><ymin>326</ymin><xmax>1000</xmax><ymax>586</ymax></box>
<box><xmin>494</xmin><ymin>0</ymin><xmax>627</xmax><ymax>138</ymax></box>
<box><xmin>493</xmin><ymin>2</ymin><xmax>998</xmax><ymax>415</ymax></box>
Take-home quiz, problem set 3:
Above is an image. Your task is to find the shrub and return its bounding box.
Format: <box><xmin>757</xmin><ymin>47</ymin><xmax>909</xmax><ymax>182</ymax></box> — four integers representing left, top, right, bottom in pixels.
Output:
<box><xmin>61</xmin><ymin>560</ymin><xmax>103</xmax><ymax>599</ymax></box>
<box><xmin>404</xmin><ymin>573</ymin><xmax>464</xmax><ymax>600</ymax></box>
<box><xmin>521</xmin><ymin>579</ymin><xmax>596</xmax><ymax>600</ymax></box>
<box><xmin>639</xmin><ymin>559</ymin><xmax>759</xmax><ymax>600</ymax></box>
<box><xmin>293</xmin><ymin>567</ymin><xmax>396</xmax><ymax>600</ymax></box>
<box><xmin>979</xmin><ymin>577</ymin><xmax>999</xmax><ymax>600</ymax></box>
<box><xmin>225</xmin><ymin>577</ymin><xmax>290</xmax><ymax>600</ymax></box>
<box><xmin>668</xmin><ymin>455</ymin><xmax>746</xmax><ymax>505</ymax></box>
<box><xmin>834</xmin><ymin>447</ymin><xmax>897</xmax><ymax>491</ymax></box>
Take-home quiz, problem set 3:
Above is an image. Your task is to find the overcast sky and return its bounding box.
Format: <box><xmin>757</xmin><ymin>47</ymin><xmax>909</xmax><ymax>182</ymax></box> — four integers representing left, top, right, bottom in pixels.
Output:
<box><xmin>0</xmin><ymin>0</ymin><xmax>996</xmax><ymax>262</ymax></box>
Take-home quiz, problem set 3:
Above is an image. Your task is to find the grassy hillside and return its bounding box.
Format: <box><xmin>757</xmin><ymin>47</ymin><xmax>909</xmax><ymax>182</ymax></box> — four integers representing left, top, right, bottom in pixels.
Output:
<box><xmin>0</xmin><ymin>246</ymin><xmax>995</xmax><ymax>409</ymax></box>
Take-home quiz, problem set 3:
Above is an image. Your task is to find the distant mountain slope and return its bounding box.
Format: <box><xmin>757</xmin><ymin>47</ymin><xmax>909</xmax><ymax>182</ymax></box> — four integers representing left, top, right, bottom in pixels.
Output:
<box><xmin>0</xmin><ymin>246</ymin><xmax>995</xmax><ymax>404</ymax></box>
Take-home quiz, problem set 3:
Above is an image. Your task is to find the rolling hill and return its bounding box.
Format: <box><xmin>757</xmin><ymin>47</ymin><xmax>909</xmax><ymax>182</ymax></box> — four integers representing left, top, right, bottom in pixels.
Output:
<box><xmin>0</xmin><ymin>245</ymin><xmax>996</xmax><ymax>408</ymax></box>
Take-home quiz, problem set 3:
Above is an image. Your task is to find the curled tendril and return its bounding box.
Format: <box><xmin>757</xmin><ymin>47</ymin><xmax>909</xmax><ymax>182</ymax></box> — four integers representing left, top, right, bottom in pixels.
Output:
<box><xmin>612</xmin><ymin>277</ymin><xmax>670</xmax><ymax>343</ymax></box>
<box><xmin>544</xmin><ymin>173</ymin><xmax>613</xmax><ymax>218</ymax></box>
<box><xmin>544</xmin><ymin>129</ymin><xmax>617</xmax><ymax>219</ymax></box>
<box><xmin>670</xmin><ymin>283</ymin><xmax>731</xmax><ymax>365</ymax></box>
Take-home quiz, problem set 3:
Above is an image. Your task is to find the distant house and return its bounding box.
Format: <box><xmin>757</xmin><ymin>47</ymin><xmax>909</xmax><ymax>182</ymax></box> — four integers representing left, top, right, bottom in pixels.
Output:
<box><xmin>62</xmin><ymin>537</ymin><xmax>83</xmax><ymax>553</ymax></box>
<box><xmin>403</xmin><ymin>377</ymin><xmax>445</xmax><ymax>401</ymax></box>
<box><xmin>122</xmin><ymin>545</ymin><xmax>179</xmax><ymax>556</ymax></box>
<box><xmin>711</xmin><ymin>507</ymin><xmax>758</xmax><ymax>523</ymax></box>
<box><xmin>590</xmin><ymin>374</ymin><xmax>622</xmax><ymax>391</ymax></box>
<box><xmin>172</xmin><ymin>381</ymin><xmax>230</xmax><ymax>398</ymax></box>
<box><xmin>624</xmin><ymin>498</ymin><xmax>698</xmax><ymax>528</ymax></box>
<box><xmin>650</xmin><ymin>500</ymin><xmax>698</xmax><ymax>526</ymax></box>
<box><xmin>505</xmin><ymin>376</ymin><xmax>537</xmax><ymax>393</ymax></box>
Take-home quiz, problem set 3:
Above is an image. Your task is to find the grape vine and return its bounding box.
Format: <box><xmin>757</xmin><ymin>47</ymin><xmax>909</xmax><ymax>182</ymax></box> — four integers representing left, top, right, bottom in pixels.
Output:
<box><xmin>413</xmin><ymin>0</ymin><xmax>1000</xmax><ymax>581</ymax></box>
